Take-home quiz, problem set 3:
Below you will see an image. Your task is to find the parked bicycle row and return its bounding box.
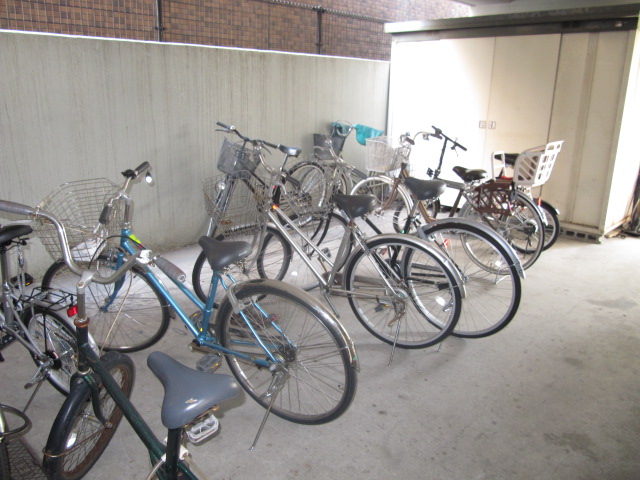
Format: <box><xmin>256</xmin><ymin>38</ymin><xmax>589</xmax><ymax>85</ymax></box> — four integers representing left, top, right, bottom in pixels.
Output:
<box><xmin>0</xmin><ymin>120</ymin><xmax>562</xmax><ymax>479</ymax></box>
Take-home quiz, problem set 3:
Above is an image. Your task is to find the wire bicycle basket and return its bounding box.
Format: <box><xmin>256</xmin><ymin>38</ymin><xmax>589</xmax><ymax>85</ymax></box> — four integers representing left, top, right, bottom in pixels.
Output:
<box><xmin>280</xmin><ymin>161</ymin><xmax>331</xmax><ymax>219</ymax></box>
<box><xmin>204</xmin><ymin>173</ymin><xmax>269</xmax><ymax>237</ymax></box>
<box><xmin>365</xmin><ymin>136</ymin><xmax>401</xmax><ymax>173</ymax></box>
<box><xmin>33</xmin><ymin>178</ymin><xmax>123</xmax><ymax>261</ymax></box>
<box><xmin>217</xmin><ymin>138</ymin><xmax>260</xmax><ymax>174</ymax></box>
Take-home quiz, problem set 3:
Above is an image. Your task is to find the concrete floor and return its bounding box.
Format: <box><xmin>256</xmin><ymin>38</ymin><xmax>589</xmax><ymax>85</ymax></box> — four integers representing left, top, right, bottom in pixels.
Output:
<box><xmin>2</xmin><ymin>234</ymin><xmax>640</xmax><ymax>479</ymax></box>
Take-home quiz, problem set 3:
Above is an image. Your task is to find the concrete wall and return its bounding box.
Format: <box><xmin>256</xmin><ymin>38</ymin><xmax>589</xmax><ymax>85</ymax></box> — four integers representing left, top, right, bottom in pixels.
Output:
<box><xmin>0</xmin><ymin>31</ymin><xmax>390</xmax><ymax>276</ymax></box>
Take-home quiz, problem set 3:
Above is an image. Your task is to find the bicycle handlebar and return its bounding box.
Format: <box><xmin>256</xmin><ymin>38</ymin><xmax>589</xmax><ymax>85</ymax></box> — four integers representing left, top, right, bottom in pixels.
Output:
<box><xmin>216</xmin><ymin>121</ymin><xmax>301</xmax><ymax>176</ymax></box>
<box><xmin>0</xmin><ymin>200</ymin><xmax>185</xmax><ymax>285</ymax></box>
<box><xmin>430</xmin><ymin>126</ymin><xmax>467</xmax><ymax>152</ymax></box>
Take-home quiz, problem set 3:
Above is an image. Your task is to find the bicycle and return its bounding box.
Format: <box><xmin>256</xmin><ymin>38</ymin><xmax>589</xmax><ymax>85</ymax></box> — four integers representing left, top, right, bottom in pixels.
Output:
<box><xmin>34</xmin><ymin>163</ymin><xmax>359</xmax><ymax>435</ymax></box>
<box><xmin>194</xmin><ymin>123</ymin><xmax>463</xmax><ymax>364</ymax></box>
<box><xmin>0</xmin><ymin>192</ymin><xmax>359</xmax><ymax>477</ymax></box>
<box><xmin>412</xmin><ymin>126</ymin><xmax>546</xmax><ymax>270</ymax></box>
<box><xmin>0</xmin><ymin>198</ymin><xmax>246</xmax><ymax>479</ymax></box>
<box><xmin>350</xmin><ymin>134</ymin><xmax>526</xmax><ymax>338</ymax></box>
<box><xmin>491</xmin><ymin>140</ymin><xmax>564</xmax><ymax>250</ymax></box>
<box><xmin>0</xmin><ymin>222</ymin><xmax>84</xmax><ymax>395</ymax></box>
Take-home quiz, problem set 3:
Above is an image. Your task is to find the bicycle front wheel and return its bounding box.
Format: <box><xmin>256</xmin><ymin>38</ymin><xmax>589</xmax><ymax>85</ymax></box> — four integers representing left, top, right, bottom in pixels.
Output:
<box><xmin>192</xmin><ymin>225</ymin><xmax>291</xmax><ymax>302</ymax></box>
<box><xmin>217</xmin><ymin>279</ymin><xmax>357</xmax><ymax>425</ymax></box>
<box><xmin>344</xmin><ymin>235</ymin><xmax>461</xmax><ymax>349</ymax></box>
<box><xmin>41</xmin><ymin>257</ymin><xmax>170</xmax><ymax>352</ymax></box>
<box><xmin>21</xmin><ymin>306</ymin><xmax>77</xmax><ymax>395</ymax></box>
<box><xmin>420</xmin><ymin>222</ymin><xmax>522</xmax><ymax>338</ymax></box>
<box><xmin>43</xmin><ymin>351</ymin><xmax>135</xmax><ymax>480</ymax></box>
<box><xmin>351</xmin><ymin>176</ymin><xmax>412</xmax><ymax>235</ymax></box>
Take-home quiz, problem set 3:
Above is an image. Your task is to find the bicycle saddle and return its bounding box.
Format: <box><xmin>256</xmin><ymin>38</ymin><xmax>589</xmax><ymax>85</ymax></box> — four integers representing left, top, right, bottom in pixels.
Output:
<box><xmin>147</xmin><ymin>351</ymin><xmax>240</xmax><ymax>430</ymax></box>
<box><xmin>334</xmin><ymin>194</ymin><xmax>377</xmax><ymax>219</ymax></box>
<box><xmin>198</xmin><ymin>237</ymin><xmax>253</xmax><ymax>271</ymax></box>
<box><xmin>452</xmin><ymin>166</ymin><xmax>488</xmax><ymax>183</ymax></box>
<box><xmin>403</xmin><ymin>177</ymin><xmax>446</xmax><ymax>201</ymax></box>
<box><xmin>0</xmin><ymin>224</ymin><xmax>32</xmax><ymax>247</ymax></box>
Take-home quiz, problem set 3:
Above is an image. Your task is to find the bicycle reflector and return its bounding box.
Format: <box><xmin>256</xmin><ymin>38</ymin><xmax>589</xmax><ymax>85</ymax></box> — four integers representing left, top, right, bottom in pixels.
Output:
<box><xmin>67</xmin><ymin>304</ymin><xmax>78</xmax><ymax>317</ymax></box>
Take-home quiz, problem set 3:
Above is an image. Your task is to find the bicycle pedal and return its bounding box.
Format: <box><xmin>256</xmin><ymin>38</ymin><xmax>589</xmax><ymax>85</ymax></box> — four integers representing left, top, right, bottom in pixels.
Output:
<box><xmin>185</xmin><ymin>410</ymin><xmax>220</xmax><ymax>444</ymax></box>
<box><xmin>11</xmin><ymin>272</ymin><xmax>33</xmax><ymax>287</ymax></box>
<box><xmin>196</xmin><ymin>353</ymin><xmax>222</xmax><ymax>373</ymax></box>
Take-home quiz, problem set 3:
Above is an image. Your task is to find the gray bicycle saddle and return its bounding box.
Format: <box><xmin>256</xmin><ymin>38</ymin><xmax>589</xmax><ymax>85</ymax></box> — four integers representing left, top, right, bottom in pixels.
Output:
<box><xmin>452</xmin><ymin>166</ymin><xmax>488</xmax><ymax>183</ymax></box>
<box><xmin>0</xmin><ymin>224</ymin><xmax>32</xmax><ymax>247</ymax></box>
<box><xmin>147</xmin><ymin>351</ymin><xmax>240</xmax><ymax>430</ymax></box>
<box><xmin>198</xmin><ymin>237</ymin><xmax>253</xmax><ymax>271</ymax></box>
<box><xmin>403</xmin><ymin>177</ymin><xmax>446</xmax><ymax>201</ymax></box>
<box><xmin>334</xmin><ymin>194</ymin><xmax>377</xmax><ymax>219</ymax></box>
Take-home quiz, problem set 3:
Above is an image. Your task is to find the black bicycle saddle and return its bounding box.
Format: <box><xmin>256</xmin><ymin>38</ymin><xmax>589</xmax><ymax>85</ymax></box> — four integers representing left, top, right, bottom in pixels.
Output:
<box><xmin>334</xmin><ymin>194</ymin><xmax>377</xmax><ymax>219</ymax></box>
<box><xmin>403</xmin><ymin>177</ymin><xmax>446</xmax><ymax>201</ymax></box>
<box><xmin>452</xmin><ymin>166</ymin><xmax>488</xmax><ymax>183</ymax></box>
<box><xmin>198</xmin><ymin>237</ymin><xmax>253</xmax><ymax>271</ymax></box>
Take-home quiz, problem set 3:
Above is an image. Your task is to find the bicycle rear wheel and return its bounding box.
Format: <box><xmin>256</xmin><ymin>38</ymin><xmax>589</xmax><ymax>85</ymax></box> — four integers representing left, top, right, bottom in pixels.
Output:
<box><xmin>41</xmin><ymin>257</ymin><xmax>170</xmax><ymax>352</ymax></box>
<box><xmin>460</xmin><ymin>192</ymin><xmax>544</xmax><ymax>269</ymax></box>
<box><xmin>344</xmin><ymin>235</ymin><xmax>461</xmax><ymax>348</ymax></box>
<box><xmin>538</xmin><ymin>200</ymin><xmax>560</xmax><ymax>250</ymax></box>
<box><xmin>217</xmin><ymin>279</ymin><xmax>357</xmax><ymax>425</ymax></box>
<box><xmin>21</xmin><ymin>306</ymin><xmax>77</xmax><ymax>395</ymax></box>
<box><xmin>43</xmin><ymin>351</ymin><xmax>135</xmax><ymax>480</ymax></box>
<box><xmin>420</xmin><ymin>222</ymin><xmax>521</xmax><ymax>338</ymax></box>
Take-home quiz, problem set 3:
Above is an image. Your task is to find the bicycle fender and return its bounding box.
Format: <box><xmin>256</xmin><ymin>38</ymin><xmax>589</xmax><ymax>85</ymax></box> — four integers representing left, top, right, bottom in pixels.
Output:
<box><xmin>539</xmin><ymin>198</ymin><xmax>560</xmax><ymax>216</ymax></box>
<box><xmin>420</xmin><ymin>217</ymin><xmax>525</xmax><ymax>279</ymax></box>
<box><xmin>222</xmin><ymin>279</ymin><xmax>360</xmax><ymax>371</ymax></box>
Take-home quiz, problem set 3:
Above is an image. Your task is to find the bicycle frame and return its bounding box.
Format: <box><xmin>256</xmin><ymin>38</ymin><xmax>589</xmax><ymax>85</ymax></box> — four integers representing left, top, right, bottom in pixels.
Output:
<box><xmin>107</xmin><ymin>228</ymin><xmax>281</xmax><ymax>367</ymax></box>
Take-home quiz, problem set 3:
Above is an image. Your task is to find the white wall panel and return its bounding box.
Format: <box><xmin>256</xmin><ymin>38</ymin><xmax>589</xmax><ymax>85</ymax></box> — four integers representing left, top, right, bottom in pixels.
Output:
<box><xmin>0</xmin><ymin>32</ymin><xmax>389</xmax><ymax>275</ymax></box>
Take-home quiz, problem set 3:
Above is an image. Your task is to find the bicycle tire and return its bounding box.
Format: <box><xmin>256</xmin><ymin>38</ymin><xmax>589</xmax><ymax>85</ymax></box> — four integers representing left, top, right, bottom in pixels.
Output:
<box><xmin>538</xmin><ymin>200</ymin><xmax>560</xmax><ymax>250</ymax></box>
<box><xmin>283</xmin><ymin>160</ymin><xmax>329</xmax><ymax>225</ymax></box>
<box><xmin>459</xmin><ymin>191</ymin><xmax>544</xmax><ymax>270</ymax></box>
<box><xmin>351</xmin><ymin>176</ymin><xmax>412</xmax><ymax>236</ymax></box>
<box><xmin>216</xmin><ymin>279</ymin><xmax>357</xmax><ymax>425</ymax></box>
<box><xmin>21</xmin><ymin>306</ymin><xmax>77</xmax><ymax>395</ymax></box>
<box><xmin>263</xmin><ymin>212</ymin><xmax>349</xmax><ymax>291</ymax></box>
<box><xmin>41</xmin><ymin>257</ymin><xmax>170</xmax><ymax>352</ymax></box>
<box><xmin>192</xmin><ymin>225</ymin><xmax>291</xmax><ymax>302</ymax></box>
<box><xmin>419</xmin><ymin>222</ymin><xmax>522</xmax><ymax>338</ymax></box>
<box><xmin>344</xmin><ymin>235</ymin><xmax>461</xmax><ymax>349</ymax></box>
<box><xmin>43</xmin><ymin>351</ymin><xmax>135</xmax><ymax>480</ymax></box>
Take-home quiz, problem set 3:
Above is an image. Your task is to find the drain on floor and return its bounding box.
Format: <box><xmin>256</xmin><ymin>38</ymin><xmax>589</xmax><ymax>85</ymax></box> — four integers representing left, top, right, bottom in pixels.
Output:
<box><xmin>6</xmin><ymin>438</ymin><xmax>46</xmax><ymax>480</ymax></box>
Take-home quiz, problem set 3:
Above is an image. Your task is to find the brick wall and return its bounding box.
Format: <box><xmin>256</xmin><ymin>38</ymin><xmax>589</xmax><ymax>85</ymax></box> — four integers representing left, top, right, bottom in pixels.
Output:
<box><xmin>0</xmin><ymin>0</ymin><xmax>469</xmax><ymax>59</ymax></box>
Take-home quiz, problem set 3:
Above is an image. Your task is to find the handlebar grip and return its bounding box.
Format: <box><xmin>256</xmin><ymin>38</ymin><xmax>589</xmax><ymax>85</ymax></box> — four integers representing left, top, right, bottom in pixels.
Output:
<box><xmin>0</xmin><ymin>200</ymin><xmax>36</xmax><ymax>217</ymax></box>
<box><xmin>216</xmin><ymin>121</ymin><xmax>232</xmax><ymax>130</ymax></box>
<box><xmin>98</xmin><ymin>205</ymin><xmax>113</xmax><ymax>225</ymax></box>
<box><xmin>456</xmin><ymin>143</ymin><xmax>468</xmax><ymax>152</ymax></box>
<box><xmin>134</xmin><ymin>161</ymin><xmax>150</xmax><ymax>175</ymax></box>
<box><xmin>154</xmin><ymin>256</ymin><xmax>186</xmax><ymax>283</ymax></box>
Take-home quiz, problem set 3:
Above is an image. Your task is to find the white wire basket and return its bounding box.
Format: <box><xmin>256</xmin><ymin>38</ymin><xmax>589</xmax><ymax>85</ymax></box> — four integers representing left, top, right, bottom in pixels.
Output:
<box><xmin>512</xmin><ymin>140</ymin><xmax>563</xmax><ymax>188</ymax></box>
<box><xmin>365</xmin><ymin>136</ymin><xmax>401</xmax><ymax>173</ymax></box>
<box><xmin>204</xmin><ymin>174</ymin><xmax>269</xmax><ymax>237</ymax></box>
<box><xmin>280</xmin><ymin>161</ymin><xmax>330</xmax><ymax>219</ymax></box>
<box><xmin>217</xmin><ymin>138</ymin><xmax>260</xmax><ymax>174</ymax></box>
<box><xmin>33</xmin><ymin>178</ymin><xmax>123</xmax><ymax>261</ymax></box>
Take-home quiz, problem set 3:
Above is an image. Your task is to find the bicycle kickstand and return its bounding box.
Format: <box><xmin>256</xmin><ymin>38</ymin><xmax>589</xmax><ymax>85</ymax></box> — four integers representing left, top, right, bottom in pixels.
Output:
<box><xmin>23</xmin><ymin>364</ymin><xmax>48</xmax><ymax>412</ymax></box>
<box><xmin>250</xmin><ymin>367</ymin><xmax>287</xmax><ymax>450</ymax></box>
